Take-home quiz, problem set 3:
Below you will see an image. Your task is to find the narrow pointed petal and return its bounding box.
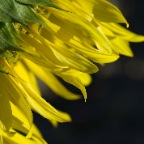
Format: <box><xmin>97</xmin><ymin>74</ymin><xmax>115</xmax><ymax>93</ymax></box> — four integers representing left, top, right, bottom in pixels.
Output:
<box><xmin>24</xmin><ymin>59</ymin><xmax>81</xmax><ymax>100</ymax></box>
<box><xmin>111</xmin><ymin>38</ymin><xmax>133</xmax><ymax>57</ymax></box>
<box><xmin>20</xmin><ymin>80</ymin><xmax>71</xmax><ymax>122</ymax></box>
<box><xmin>102</xmin><ymin>23</ymin><xmax>144</xmax><ymax>42</ymax></box>
<box><xmin>57</xmin><ymin>72</ymin><xmax>87</xmax><ymax>101</ymax></box>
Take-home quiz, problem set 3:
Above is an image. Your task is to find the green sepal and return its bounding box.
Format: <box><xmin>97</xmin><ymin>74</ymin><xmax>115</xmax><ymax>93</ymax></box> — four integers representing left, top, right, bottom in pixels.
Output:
<box><xmin>0</xmin><ymin>22</ymin><xmax>23</xmax><ymax>52</ymax></box>
<box><xmin>0</xmin><ymin>0</ymin><xmax>45</xmax><ymax>25</ymax></box>
<box><xmin>15</xmin><ymin>0</ymin><xmax>63</xmax><ymax>10</ymax></box>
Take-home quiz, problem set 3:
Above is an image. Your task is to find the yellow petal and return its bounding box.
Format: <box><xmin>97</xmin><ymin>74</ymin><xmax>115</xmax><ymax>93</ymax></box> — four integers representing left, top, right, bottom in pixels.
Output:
<box><xmin>44</xmin><ymin>9</ymin><xmax>113</xmax><ymax>53</ymax></box>
<box><xmin>29</xmin><ymin>22</ymin><xmax>98</xmax><ymax>73</ymax></box>
<box><xmin>57</xmin><ymin>72</ymin><xmax>87</xmax><ymax>101</ymax></box>
<box><xmin>51</xmin><ymin>38</ymin><xmax>98</xmax><ymax>73</ymax></box>
<box><xmin>102</xmin><ymin>23</ymin><xmax>144</xmax><ymax>42</ymax></box>
<box><xmin>25</xmin><ymin>59</ymin><xmax>81</xmax><ymax>100</ymax></box>
<box><xmin>0</xmin><ymin>74</ymin><xmax>33</xmax><ymax>130</ymax></box>
<box><xmin>52</xmin><ymin>0</ymin><xmax>94</xmax><ymax>21</ymax></box>
<box><xmin>60</xmin><ymin>69</ymin><xmax>92</xmax><ymax>86</ymax></box>
<box><xmin>111</xmin><ymin>38</ymin><xmax>133</xmax><ymax>57</ymax></box>
<box><xmin>69</xmin><ymin>37</ymin><xmax>119</xmax><ymax>63</ymax></box>
<box><xmin>14</xmin><ymin>61</ymin><xmax>41</xmax><ymax>95</ymax></box>
<box><xmin>20</xmin><ymin>80</ymin><xmax>71</xmax><ymax>122</ymax></box>
<box><xmin>93</xmin><ymin>0</ymin><xmax>128</xmax><ymax>25</ymax></box>
<box><xmin>0</xmin><ymin>133</ymin><xmax>3</xmax><ymax>144</ymax></box>
<box><xmin>32</xmin><ymin>136</ymin><xmax>47</xmax><ymax>144</ymax></box>
<box><xmin>0</xmin><ymin>81</ymin><xmax>12</xmax><ymax>131</ymax></box>
<box><xmin>1</xmin><ymin>129</ymin><xmax>40</xmax><ymax>144</ymax></box>
<box><xmin>11</xmin><ymin>102</ymin><xmax>32</xmax><ymax>137</ymax></box>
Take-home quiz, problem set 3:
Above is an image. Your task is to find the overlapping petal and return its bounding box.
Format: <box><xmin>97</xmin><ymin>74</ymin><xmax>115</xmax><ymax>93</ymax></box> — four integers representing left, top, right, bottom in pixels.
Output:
<box><xmin>0</xmin><ymin>0</ymin><xmax>144</xmax><ymax>144</ymax></box>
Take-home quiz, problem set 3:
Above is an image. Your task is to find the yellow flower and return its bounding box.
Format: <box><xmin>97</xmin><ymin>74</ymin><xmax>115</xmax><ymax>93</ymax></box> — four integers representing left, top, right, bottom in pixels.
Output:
<box><xmin>0</xmin><ymin>0</ymin><xmax>144</xmax><ymax>144</ymax></box>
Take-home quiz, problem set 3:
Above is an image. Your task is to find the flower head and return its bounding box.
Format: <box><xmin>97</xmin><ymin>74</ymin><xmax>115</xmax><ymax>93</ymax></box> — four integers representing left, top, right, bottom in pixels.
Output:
<box><xmin>0</xmin><ymin>0</ymin><xmax>144</xmax><ymax>143</ymax></box>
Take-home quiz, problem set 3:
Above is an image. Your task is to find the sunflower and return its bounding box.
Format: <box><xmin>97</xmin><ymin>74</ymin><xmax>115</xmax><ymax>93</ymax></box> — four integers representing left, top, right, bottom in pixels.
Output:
<box><xmin>0</xmin><ymin>0</ymin><xmax>143</xmax><ymax>144</ymax></box>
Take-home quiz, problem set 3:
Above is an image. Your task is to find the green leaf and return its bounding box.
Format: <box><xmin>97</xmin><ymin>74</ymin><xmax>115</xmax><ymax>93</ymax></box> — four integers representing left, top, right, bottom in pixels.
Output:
<box><xmin>0</xmin><ymin>0</ymin><xmax>45</xmax><ymax>25</ymax></box>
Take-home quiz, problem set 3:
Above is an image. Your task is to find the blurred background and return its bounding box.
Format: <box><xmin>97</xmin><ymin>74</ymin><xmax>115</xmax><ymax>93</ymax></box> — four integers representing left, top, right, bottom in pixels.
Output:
<box><xmin>34</xmin><ymin>1</ymin><xmax>144</xmax><ymax>144</ymax></box>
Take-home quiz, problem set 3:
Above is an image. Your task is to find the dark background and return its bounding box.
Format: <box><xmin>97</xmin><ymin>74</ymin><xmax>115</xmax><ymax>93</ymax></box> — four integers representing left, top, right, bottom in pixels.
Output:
<box><xmin>34</xmin><ymin>1</ymin><xmax>144</xmax><ymax>144</ymax></box>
